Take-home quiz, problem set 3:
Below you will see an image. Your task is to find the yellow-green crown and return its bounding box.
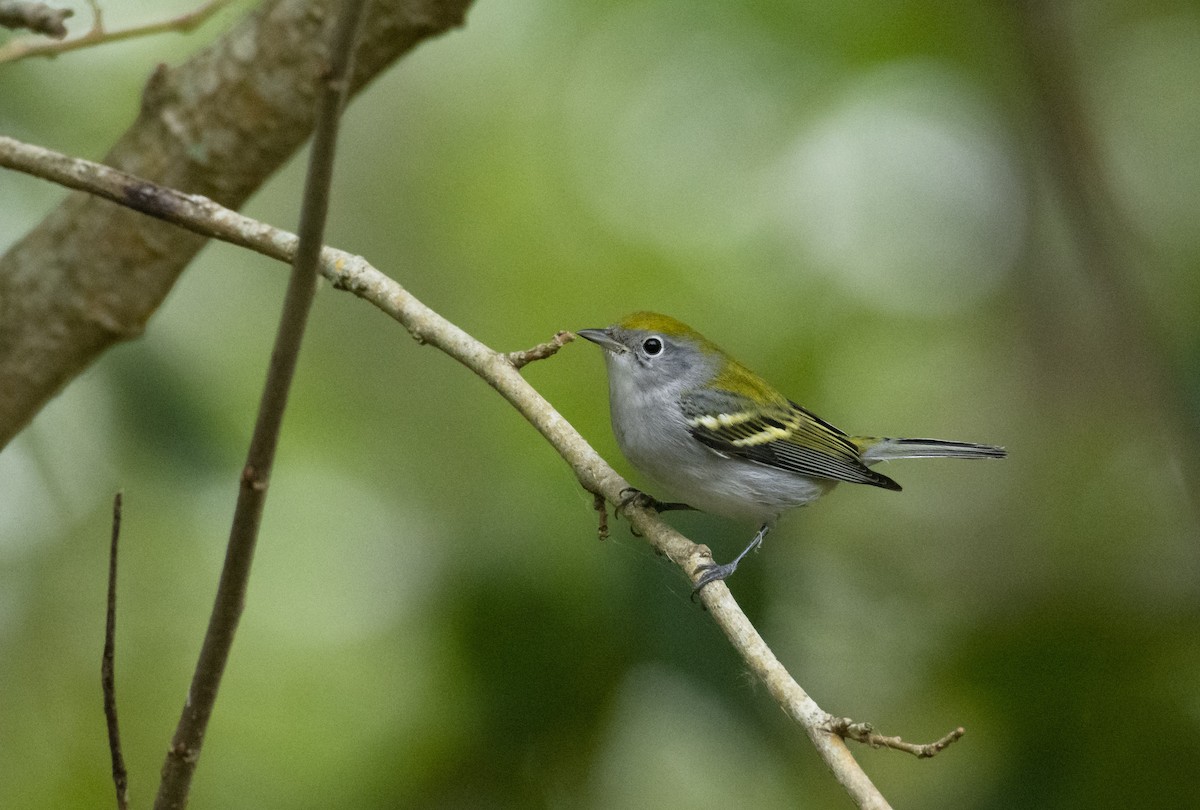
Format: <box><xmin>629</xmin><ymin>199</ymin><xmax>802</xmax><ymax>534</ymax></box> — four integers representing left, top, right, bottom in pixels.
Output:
<box><xmin>617</xmin><ymin>312</ymin><xmax>786</xmax><ymax>406</ymax></box>
<box><xmin>618</xmin><ymin>312</ymin><xmax>710</xmax><ymax>343</ymax></box>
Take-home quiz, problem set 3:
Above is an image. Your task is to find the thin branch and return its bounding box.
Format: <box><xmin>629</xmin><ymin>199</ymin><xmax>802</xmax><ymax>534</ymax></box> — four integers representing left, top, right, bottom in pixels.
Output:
<box><xmin>102</xmin><ymin>491</ymin><xmax>129</xmax><ymax>810</ymax></box>
<box><xmin>0</xmin><ymin>1</ymin><xmax>73</xmax><ymax>37</ymax></box>
<box><xmin>0</xmin><ymin>0</ymin><xmax>233</xmax><ymax>63</ymax></box>
<box><xmin>826</xmin><ymin>718</ymin><xmax>965</xmax><ymax>759</ymax></box>
<box><xmin>152</xmin><ymin>4</ymin><xmax>368</xmax><ymax>808</ymax></box>
<box><xmin>505</xmin><ymin>330</ymin><xmax>575</xmax><ymax>369</ymax></box>
<box><xmin>692</xmin><ymin>577</ymin><xmax>891</xmax><ymax>809</ymax></box>
<box><xmin>0</xmin><ymin>137</ymin><xmax>961</xmax><ymax>809</ymax></box>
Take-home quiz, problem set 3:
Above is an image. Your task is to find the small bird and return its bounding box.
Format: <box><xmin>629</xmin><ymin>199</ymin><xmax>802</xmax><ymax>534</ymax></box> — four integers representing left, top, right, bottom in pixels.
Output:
<box><xmin>577</xmin><ymin>312</ymin><xmax>1006</xmax><ymax>591</ymax></box>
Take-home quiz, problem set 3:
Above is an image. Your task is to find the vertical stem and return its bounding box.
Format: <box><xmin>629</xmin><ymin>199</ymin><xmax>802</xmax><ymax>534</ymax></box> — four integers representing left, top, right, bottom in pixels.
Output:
<box><xmin>152</xmin><ymin>3</ymin><xmax>370</xmax><ymax>807</ymax></box>
<box><xmin>102</xmin><ymin>491</ymin><xmax>129</xmax><ymax>810</ymax></box>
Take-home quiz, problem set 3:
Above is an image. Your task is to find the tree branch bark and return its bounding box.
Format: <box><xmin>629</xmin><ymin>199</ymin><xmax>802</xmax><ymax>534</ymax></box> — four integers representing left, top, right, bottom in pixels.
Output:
<box><xmin>0</xmin><ymin>0</ymin><xmax>472</xmax><ymax>450</ymax></box>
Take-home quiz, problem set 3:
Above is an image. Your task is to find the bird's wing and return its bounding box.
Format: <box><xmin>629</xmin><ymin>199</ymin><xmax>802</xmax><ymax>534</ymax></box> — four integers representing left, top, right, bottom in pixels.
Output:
<box><xmin>680</xmin><ymin>390</ymin><xmax>901</xmax><ymax>490</ymax></box>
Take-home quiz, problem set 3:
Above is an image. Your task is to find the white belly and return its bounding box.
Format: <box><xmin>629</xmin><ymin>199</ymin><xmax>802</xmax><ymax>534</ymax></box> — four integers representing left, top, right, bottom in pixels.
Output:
<box><xmin>610</xmin><ymin>386</ymin><xmax>835</xmax><ymax>523</ymax></box>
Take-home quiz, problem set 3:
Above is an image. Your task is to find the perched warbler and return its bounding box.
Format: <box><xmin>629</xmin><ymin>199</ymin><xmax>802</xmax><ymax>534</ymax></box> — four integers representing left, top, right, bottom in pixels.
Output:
<box><xmin>578</xmin><ymin>312</ymin><xmax>1006</xmax><ymax>591</ymax></box>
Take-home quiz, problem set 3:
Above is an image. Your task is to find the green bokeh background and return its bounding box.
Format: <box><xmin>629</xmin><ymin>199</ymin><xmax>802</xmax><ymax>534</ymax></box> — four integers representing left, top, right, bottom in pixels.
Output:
<box><xmin>3</xmin><ymin>0</ymin><xmax>1200</xmax><ymax>807</ymax></box>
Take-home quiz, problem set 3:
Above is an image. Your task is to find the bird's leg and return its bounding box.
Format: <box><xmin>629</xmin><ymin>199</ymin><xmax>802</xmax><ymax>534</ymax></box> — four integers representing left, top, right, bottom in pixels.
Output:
<box><xmin>692</xmin><ymin>524</ymin><xmax>770</xmax><ymax>594</ymax></box>
<box><xmin>618</xmin><ymin>487</ymin><xmax>695</xmax><ymax>514</ymax></box>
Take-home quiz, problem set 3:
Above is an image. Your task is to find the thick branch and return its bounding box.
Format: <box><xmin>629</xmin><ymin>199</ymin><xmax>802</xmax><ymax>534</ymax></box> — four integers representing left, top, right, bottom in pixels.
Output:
<box><xmin>0</xmin><ymin>137</ymin><xmax>932</xmax><ymax>808</ymax></box>
<box><xmin>0</xmin><ymin>0</ymin><xmax>472</xmax><ymax>450</ymax></box>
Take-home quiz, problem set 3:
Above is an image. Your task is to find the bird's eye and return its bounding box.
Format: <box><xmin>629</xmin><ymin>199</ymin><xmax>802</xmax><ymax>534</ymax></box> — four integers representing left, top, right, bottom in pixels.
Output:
<box><xmin>642</xmin><ymin>336</ymin><xmax>664</xmax><ymax>356</ymax></box>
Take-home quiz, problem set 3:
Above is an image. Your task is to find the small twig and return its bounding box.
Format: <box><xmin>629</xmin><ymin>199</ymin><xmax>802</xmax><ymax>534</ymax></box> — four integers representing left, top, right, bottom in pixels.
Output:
<box><xmin>0</xmin><ymin>1</ymin><xmax>73</xmax><ymax>37</ymax></box>
<box><xmin>102</xmin><ymin>491</ymin><xmax>129</xmax><ymax>810</ymax></box>
<box><xmin>505</xmin><ymin>330</ymin><xmax>575</xmax><ymax>370</ymax></box>
<box><xmin>826</xmin><ymin>717</ymin><xmax>965</xmax><ymax>759</ymax></box>
<box><xmin>0</xmin><ymin>0</ymin><xmax>231</xmax><ymax>63</ymax></box>
<box><xmin>593</xmin><ymin>492</ymin><xmax>609</xmax><ymax>540</ymax></box>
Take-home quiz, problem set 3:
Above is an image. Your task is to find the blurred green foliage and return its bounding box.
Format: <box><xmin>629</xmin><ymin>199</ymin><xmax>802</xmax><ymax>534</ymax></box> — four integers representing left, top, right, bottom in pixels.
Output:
<box><xmin>3</xmin><ymin>0</ymin><xmax>1200</xmax><ymax>807</ymax></box>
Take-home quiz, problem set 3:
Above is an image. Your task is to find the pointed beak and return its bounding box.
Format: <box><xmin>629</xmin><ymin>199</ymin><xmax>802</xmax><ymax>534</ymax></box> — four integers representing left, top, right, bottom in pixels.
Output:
<box><xmin>576</xmin><ymin>328</ymin><xmax>626</xmax><ymax>354</ymax></box>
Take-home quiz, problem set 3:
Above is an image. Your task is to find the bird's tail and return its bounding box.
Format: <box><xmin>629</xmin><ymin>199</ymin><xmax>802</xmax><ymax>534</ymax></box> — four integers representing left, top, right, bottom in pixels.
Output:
<box><xmin>856</xmin><ymin>437</ymin><xmax>1007</xmax><ymax>464</ymax></box>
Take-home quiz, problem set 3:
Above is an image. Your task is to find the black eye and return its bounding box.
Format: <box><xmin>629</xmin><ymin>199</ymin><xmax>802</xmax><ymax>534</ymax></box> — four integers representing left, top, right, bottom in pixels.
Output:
<box><xmin>642</xmin><ymin>336</ymin><xmax>663</xmax><ymax>356</ymax></box>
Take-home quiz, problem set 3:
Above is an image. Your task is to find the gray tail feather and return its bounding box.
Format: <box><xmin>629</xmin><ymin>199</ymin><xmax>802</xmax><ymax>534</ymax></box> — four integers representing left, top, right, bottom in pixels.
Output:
<box><xmin>860</xmin><ymin>438</ymin><xmax>1007</xmax><ymax>463</ymax></box>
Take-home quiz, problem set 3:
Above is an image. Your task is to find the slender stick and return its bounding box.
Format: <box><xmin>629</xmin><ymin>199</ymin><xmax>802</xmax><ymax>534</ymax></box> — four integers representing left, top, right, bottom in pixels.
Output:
<box><xmin>102</xmin><ymin>491</ymin><xmax>129</xmax><ymax>810</ymax></box>
<box><xmin>152</xmin><ymin>4</ymin><xmax>369</xmax><ymax>808</ymax></box>
<box><xmin>505</xmin><ymin>331</ymin><xmax>575</xmax><ymax>369</ymax></box>
<box><xmin>827</xmin><ymin>718</ymin><xmax>965</xmax><ymax>759</ymax></box>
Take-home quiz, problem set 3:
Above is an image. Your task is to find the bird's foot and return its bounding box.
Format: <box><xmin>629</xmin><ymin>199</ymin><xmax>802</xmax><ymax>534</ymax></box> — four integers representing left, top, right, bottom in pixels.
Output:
<box><xmin>618</xmin><ymin>487</ymin><xmax>694</xmax><ymax>514</ymax></box>
<box><xmin>691</xmin><ymin>560</ymin><xmax>739</xmax><ymax>596</ymax></box>
<box><xmin>690</xmin><ymin>524</ymin><xmax>770</xmax><ymax>599</ymax></box>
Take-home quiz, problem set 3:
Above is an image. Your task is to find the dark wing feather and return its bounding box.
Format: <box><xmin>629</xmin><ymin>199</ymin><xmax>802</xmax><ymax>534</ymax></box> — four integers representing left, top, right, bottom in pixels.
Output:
<box><xmin>680</xmin><ymin>390</ymin><xmax>901</xmax><ymax>491</ymax></box>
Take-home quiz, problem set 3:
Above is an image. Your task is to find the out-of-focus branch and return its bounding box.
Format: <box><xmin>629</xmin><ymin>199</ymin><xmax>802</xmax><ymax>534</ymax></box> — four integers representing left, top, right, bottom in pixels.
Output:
<box><xmin>1009</xmin><ymin>0</ymin><xmax>1200</xmax><ymax>509</ymax></box>
<box><xmin>152</xmin><ymin>3</ymin><xmax>368</xmax><ymax>808</ymax></box>
<box><xmin>0</xmin><ymin>1</ymin><xmax>73</xmax><ymax>38</ymax></box>
<box><xmin>0</xmin><ymin>136</ymin><xmax>971</xmax><ymax>809</ymax></box>
<box><xmin>0</xmin><ymin>0</ymin><xmax>473</xmax><ymax>451</ymax></box>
